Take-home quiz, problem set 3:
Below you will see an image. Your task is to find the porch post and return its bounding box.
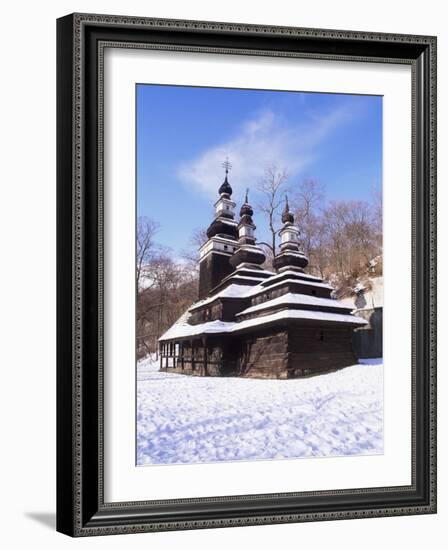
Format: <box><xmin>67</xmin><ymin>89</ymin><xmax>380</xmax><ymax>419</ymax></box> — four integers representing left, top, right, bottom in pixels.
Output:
<box><xmin>202</xmin><ymin>336</ymin><xmax>208</xmax><ymax>376</ymax></box>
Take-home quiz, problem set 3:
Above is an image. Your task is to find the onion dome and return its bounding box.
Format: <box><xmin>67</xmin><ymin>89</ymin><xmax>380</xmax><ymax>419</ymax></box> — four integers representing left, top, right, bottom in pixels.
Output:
<box><xmin>218</xmin><ymin>175</ymin><xmax>233</xmax><ymax>197</ymax></box>
<box><xmin>219</xmin><ymin>157</ymin><xmax>233</xmax><ymax>197</ymax></box>
<box><xmin>281</xmin><ymin>195</ymin><xmax>294</xmax><ymax>224</ymax></box>
<box><xmin>237</xmin><ymin>188</ymin><xmax>256</xmax><ymax>237</ymax></box>
<box><xmin>240</xmin><ymin>189</ymin><xmax>254</xmax><ymax>217</ymax></box>
<box><xmin>239</xmin><ymin>189</ymin><xmax>254</xmax><ymax>226</ymax></box>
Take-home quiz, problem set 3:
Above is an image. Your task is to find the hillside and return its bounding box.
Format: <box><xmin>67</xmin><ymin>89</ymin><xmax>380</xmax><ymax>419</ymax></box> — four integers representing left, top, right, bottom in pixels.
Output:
<box><xmin>330</xmin><ymin>255</ymin><xmax>383</xmax><ymax>310</ymax></box>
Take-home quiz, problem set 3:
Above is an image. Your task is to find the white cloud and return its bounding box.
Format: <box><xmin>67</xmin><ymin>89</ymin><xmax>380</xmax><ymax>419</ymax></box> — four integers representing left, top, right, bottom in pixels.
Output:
<box><xmin>177</xmin><ymin>103</ymin><xmax>354</xmax><ymax>199</ymax></box>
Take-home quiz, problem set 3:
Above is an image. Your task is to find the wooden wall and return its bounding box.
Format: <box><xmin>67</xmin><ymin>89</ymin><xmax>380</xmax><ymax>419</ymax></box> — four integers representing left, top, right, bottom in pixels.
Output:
<box><xmin>160</xmin><ymin>325</ymin><xmax>359</xmax><ymax>379</ymax></box>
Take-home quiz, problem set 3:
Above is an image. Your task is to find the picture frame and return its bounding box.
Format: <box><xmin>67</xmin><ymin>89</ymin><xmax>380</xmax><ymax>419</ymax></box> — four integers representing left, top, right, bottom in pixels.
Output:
<box><xmin>56</xmin><ymin>12</ymin><xmax>437</xmax><ymax>537</ymax></box>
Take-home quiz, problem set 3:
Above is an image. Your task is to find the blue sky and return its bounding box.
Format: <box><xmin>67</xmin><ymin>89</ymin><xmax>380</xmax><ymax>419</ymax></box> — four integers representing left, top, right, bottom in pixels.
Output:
<box><xmin>136</xmin><ymin>84</ymin><xmax>382</xmax><ymax>258</ymax></box>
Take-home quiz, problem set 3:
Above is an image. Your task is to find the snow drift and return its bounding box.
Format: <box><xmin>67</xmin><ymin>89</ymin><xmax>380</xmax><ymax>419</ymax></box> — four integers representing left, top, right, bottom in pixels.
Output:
<box><xmin>137</xmin><ymin>357</ymin><xmax>383</xmax><ymax>465</ymax></box>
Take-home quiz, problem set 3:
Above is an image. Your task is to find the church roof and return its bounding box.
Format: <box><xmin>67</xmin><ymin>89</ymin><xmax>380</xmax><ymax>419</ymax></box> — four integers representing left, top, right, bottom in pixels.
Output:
<box><xmin>188</xmin><ymin>283</ymin><xmax>250</xmax><ymax>311</ymax></box>
<box><xmin>236</xmin><ymin>292</ymin><xmax>353</xmax><ymax>317</ymax></box>
<box><xmin>159</xmin><ymin>266</ymin><xmax>367</xmax><ymax>342</ymax></box>
<box><xmin>159</xmin><ymin>307</ymin><xmax>367</xmax><ymax>341</ymax></box>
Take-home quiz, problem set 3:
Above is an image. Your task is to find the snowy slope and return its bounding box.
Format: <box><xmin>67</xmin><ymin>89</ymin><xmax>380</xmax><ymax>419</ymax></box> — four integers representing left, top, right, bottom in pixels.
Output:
<box><xmin>338</xmin><ymin>276</ymin><xmax>384</xmax><ymax>310</ymax></box>
<box><xmin>137</xmin><ymin>358</ymin><xmax>383</xmax><ymax>466</ymax></box>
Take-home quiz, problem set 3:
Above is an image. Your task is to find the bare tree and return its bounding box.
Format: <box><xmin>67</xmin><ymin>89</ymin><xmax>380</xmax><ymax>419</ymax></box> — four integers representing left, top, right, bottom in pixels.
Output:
<box><xmin>136</xmin><ymin>217</ymin><xmax>160</xmax><ymax>288</ymax></box>
<box><xmin>181</xmin><ymin>227</ymin><xmax>208</xmax><ymax>271</ymax></box>
<box><xmin>256</xmin><ymin>165</ymin><xmax>289</xmax><ymax>256</ymax></box>
<box><xmin>259</xmin><ymin>243</ymin><xmax>275</xmax><ymax>271</ymax></box>
<box><xmin>295</xmin><ymin>178</ymin><xmax>324</xmax><ymax>216</ymax></box>
<box><xmin>317</xmin><ymin>199</ymin><xmax>380</xmax><ymax>284</ymax></box>
<box><xmin>136</xmin><ymin>216</ymin><xmax>200</xmax><ymax>358</ymax></box>
<box><xmin>137</xmin><ymin>253</ymin><xmax>198</xmax><ymax>358</ymax></box>
<box><xmin>371</xmin><ymin>183</ymin><xmax>383</xmax><ymax>252</ymax></box>
<box><xmin>292</xmin><ymin>178</ymin><xmax>324</xmax><ymax>258</ymax></box>
<box><xmin>306</xmin><ymin>218</ymin><xmax>329</xmax><ymax>278</ymax></box>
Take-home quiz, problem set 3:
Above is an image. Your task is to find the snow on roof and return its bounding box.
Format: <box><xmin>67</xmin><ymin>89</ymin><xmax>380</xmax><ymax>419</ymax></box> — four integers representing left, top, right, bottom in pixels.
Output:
<box><xmin>159</xmin><ymin>306</ymin><xmax>367</xmax><ymax>341</ymax></box>
<box><xmin>261</xmin><ymin>269</ymin><xmax>324</xmax><ymax>285</ymax></box>
<box><xmin>188</xmin><ymin>284</ymin><xmax>250</xmax><ymax>311</ymax></box>
<box><xmin>230</xmin><ymin>274</ymin><xmax>266</xmax><ymax>282</ymax></box>
<box><xmin>245</xmin><ymin>277</ymin><xmax>333</xmax><ymax>297</ymax></box>
<box><xmin>233</xmin><ymin>309</ymin><xmax>368</xmax><ymax>332</ymax></box>
<box><xmin>232</xmin><ymin>266</ymin><xmax>274</xmax><ymax>276</ymax></box>
<box><xmin>236</xmin><ymin>292</ymin><xmax>353</xmax><ymax>316</ymax></box>
<box><xmin>217</xmin><ymin>267</ymin><xmax>272</xmax><ymax>286</ymax></box>
<box><xmin>158</xmin><ymin>310</ymin><xmax>192</xmax><ymax>340</ymax></box>
<box><xmin>217</xmin><ymin>217</ymin><xmax>238</xmax><ymax>226</ymax></box>
<box><xmin>189</xmin><ymin>275</ymin><xmax>335</xmax><ymax>313</ymax></box>
<box><xmin>237</xmin><ymin>244</ymin><xmax>265</xmax><ymax>252</ymax></box>
<box><xmin>276</xmin><ymin>250</ymin><xmax>308</xmax><ymax>258</ymax></box>
<box><xmin>159</xmin><ymin>313</ymin><xmax>235</xmax><ymax>341</ymax></box>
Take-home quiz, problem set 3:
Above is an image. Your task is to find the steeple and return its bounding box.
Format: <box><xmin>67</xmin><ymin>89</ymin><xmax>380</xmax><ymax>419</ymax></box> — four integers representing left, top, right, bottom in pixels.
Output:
<box><xmin>198</xmin><ymin>160</ymin><xmax>239</xmax><ymax>298</ymax></box>
<box><xmin>281</xmin><ymin>195</ymin><xmax>294</xmax><ymax>224</ymax></box>
<box><xmin>237</xmin><ymin>189</ymin><xmax>255</xmax><ymax>244</ymax></box>
<box><xmin>206</xmin><ymin>159</ymin><xmax>238</xmax><ymax>239</ymax></box>
<box><xmin>230</xmin><ymin>188</ymin><xmax>266</xmax><ymax>269</ymax></box>
<box><xmin>273</xmin><ymin>196</ymin><xmax>308</xmax><ymax>272</ymax></box>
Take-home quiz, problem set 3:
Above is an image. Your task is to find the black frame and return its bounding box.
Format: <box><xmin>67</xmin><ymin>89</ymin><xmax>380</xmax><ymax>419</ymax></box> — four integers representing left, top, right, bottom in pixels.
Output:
<box><xmin>57</xmin><ymin>13</ymin><xmax>437</xmax><ymax>537</ymax></box>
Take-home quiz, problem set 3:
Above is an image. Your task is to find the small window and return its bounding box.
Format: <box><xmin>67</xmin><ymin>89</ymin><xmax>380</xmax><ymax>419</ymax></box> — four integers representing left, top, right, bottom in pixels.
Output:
<box><xmin>320</xmin><ymin>331</ymin><xmax>324</xmax><ymax>341</ymax></box>
<box><xmin>311</xmin><ymin>290</ymin><xmax>317</xmax><ymax>296</ymax></box>
<box><xmin>224</xmin><ymin>245</ymin><xmax>228</xmax><ymax>250</ymax></box>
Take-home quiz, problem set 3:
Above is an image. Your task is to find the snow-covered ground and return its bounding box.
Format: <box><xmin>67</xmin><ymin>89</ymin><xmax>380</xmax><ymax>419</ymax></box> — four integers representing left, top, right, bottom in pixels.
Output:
<box><xmin>137</xmin><ymin>356</ymin><xmax>383</xmax><ymax>466</ymax></box>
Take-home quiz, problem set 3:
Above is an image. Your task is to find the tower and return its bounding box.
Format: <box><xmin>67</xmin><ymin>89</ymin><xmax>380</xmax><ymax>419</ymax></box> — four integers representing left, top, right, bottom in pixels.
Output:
<box><xmin>273</xmin><ymin>196</ymin><xmax>309</xmax><ymax>272</ymax></box>
<box><xmin>198</xmin><ymin>159</ymin><xmax>239</xmax><ymax>299</ymax></box>
<box><xmin>229</xmin><ymin>189</ymin><xmax>266</xmax><ymax>269</ymax></box>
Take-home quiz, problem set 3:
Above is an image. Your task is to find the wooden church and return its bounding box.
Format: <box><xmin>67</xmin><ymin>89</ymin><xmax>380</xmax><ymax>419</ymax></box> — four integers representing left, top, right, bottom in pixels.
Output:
<box><xmin>158</xmin><ymin>166</ymin><xmax>367</xmax><ymax>379</ymax></box>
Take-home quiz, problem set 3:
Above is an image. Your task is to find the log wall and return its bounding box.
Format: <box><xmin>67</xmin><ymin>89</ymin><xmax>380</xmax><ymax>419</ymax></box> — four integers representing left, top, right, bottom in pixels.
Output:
<box><xmin>239</xmin><ymin>330</ymin><xmax>289</xmax><ymax>379</ymax></box>
<box><xmin>160</xmin><ymin>326</ymin><xmax>359</xmax><ymax>379</ymax></box>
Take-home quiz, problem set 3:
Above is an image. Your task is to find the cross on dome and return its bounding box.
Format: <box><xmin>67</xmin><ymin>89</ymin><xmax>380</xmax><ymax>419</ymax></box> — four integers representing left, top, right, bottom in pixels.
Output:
<box><xmin>218</xmin><ymin>157</ymin><xmax>233</xmax><ymax>196</ymax></box>
<box><xmin>222</xmin><ymin>156</ymin><xmax>232</xmax><ymax>177</ymax></box>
